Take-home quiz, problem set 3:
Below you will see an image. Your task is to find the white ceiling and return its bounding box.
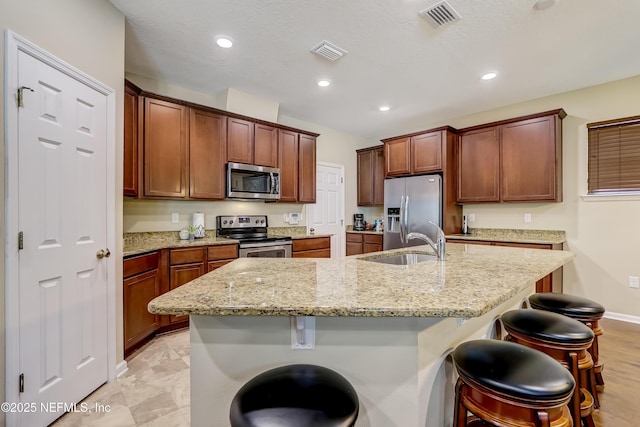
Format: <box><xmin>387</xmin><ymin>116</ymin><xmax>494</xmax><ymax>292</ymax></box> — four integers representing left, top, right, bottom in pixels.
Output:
<box><xmin>109</xmin><ymin>0</ymin><xmax>640</xmax><ymax>140</ymax></box>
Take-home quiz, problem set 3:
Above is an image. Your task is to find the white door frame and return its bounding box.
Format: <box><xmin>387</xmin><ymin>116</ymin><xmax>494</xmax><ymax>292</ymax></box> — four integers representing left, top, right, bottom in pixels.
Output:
<box><xmin>4</xmin><ymin>30</ymin><xmax>117</xmax><ymax>415</ymax></box>
<box><xmin>306</xmin><ymin>161</ymin><xmax>345</xmax><ymax>257</ymax></box>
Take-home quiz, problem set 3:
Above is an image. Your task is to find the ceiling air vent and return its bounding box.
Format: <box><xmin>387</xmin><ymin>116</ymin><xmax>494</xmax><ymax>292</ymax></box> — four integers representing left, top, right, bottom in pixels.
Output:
<box><xmin>419</xmin><ymin>1</ymin><xmax>461</xmax><ymax>27</ymax></box>
<box><xmin>310</xmin><ymin>40</ymin><xmax>348</xmax><ymax>62</ymax></box>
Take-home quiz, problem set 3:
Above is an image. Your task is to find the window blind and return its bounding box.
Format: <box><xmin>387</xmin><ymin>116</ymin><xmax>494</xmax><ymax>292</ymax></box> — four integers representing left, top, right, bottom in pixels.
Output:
<box><xmin>587</xmin><ymin>116</ymin><xmax>640</xmax><ymax>193</ymax></box>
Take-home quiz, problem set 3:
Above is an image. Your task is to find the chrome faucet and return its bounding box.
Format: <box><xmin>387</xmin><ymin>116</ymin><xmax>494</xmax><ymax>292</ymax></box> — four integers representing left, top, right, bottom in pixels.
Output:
<box><xmin>406</xmin><ymin>221</ymin><xmax>446</xmax><ymax>260</ymax></box>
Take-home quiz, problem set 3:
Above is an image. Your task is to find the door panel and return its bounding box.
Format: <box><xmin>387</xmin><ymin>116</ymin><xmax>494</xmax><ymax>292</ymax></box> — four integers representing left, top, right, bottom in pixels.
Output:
<box><xmin>306</xmin><ymin>164</ymin><xmax>344</xmax><ymax>257</ymax></box>
<box><xmin>406</xmin><ymin>175</ymin><xmax>442</xmax><ymax>245</ymax></box>
<box><xmin>17</xmin><ymin>50</ymin><xmax>108</xmax><ymax>425</ymax></box>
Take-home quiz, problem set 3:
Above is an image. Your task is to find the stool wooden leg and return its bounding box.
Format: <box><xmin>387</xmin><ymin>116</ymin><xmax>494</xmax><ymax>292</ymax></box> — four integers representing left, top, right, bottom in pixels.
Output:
<box><xmin>536</xmin><ymin>409</ymin><xmax>551</xmax><ymax>427</ymax></box>
<box><xmin>454</xmin><ymin>378</ymin><xmax>467</xmax><ymax>427</ymax></box>
<box><xmin>569</xmin><ymin>352</ymin><xmax>581</xmax><ymax>426</ymax></box>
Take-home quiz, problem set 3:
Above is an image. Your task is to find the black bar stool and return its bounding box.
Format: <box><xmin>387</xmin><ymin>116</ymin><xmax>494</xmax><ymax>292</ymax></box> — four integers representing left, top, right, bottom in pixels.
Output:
<box><xmin>501</xmin><ymin>309</ymin><xmax>596</xmax><ymax>427</ymax></box>
<box><xmin>452</xmin><ymin>339</ymin><xmax>575</xmax><ymax>427</ymax></box>
<box><xmin>229</xmin><ymin>364</ymin><xmax>359</xmax><ymax>427</ymax></box>
<box><xmin>529</xmin><ymin>292</ymin><xmax>606</xmax><ymax>407</ymax></box>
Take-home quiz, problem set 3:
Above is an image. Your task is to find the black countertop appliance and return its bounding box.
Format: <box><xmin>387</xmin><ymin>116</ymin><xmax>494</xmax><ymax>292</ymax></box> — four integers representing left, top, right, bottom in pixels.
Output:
<box><xmin>353</xmin><ymin>214</ymin><xmax>365</xmax><ymax>231</ymax></box>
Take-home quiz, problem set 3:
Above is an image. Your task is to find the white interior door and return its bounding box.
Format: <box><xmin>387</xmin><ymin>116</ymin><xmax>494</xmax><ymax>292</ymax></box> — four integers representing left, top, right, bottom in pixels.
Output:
<box><xmin>14</xmin><ymin>48</ymin><xmax>109</xmax><ymax>426</ymax></box>
<box><xmin>307</xmin><ymin>163</ymin><xmax>345</xmax><ymax>257</ymax></box>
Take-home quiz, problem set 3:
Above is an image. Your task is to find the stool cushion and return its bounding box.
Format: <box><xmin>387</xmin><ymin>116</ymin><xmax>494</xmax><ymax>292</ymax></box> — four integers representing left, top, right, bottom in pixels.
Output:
<box><xmin>501</xmin><ymin>309</ymin><xmax>594</xmax><ymax>344</ymax></box>
<box><xmin>529</xmin><ymin>293</ymin><xmax>605</xmax><ymax>320</ymax></box>
<box><xmin>229</xmin><ymin>364</ymin><xmax>359</xmax><ymax>427</ymax></box>
<box><xmin>453</xmin><ymin>340</ymin><xmax>575</xmax><ymax>402</ymax></box>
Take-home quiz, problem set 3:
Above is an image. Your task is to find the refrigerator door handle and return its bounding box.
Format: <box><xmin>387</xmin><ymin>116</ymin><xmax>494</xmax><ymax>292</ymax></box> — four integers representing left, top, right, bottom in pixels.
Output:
<box><xmin>404</xmin><ymin>195</ymin><xmax>410</xmax><ymax>237</ymax></box>
<box><xmin>399</xmin><ymin>195</ymin><xmax>405</xmax><ymax>244</ymax></box>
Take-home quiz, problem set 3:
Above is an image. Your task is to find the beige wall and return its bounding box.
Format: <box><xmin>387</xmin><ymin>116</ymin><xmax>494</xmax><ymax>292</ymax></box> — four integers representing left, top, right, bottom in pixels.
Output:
<box><xmin>439</xmin><ymin>76</ymin><xmax>640</xmax><ymax>319</ymax></box>
<box><xmin>0</xmin><ymin>0</ymin><xmax>125</xmax><ymax>414</ymax></box>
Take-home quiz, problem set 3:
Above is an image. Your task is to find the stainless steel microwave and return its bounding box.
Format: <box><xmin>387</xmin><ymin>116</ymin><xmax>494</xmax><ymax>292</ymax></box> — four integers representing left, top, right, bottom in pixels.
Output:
<box><xmin>226</xmin><ymin>162</ymin><xmax>280</xmax><ymax>200</ymax></box>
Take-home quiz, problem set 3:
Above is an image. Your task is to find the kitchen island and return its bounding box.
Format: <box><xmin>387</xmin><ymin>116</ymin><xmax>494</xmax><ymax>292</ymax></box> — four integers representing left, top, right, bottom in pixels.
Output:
<box><xmin>148</xmin><ymin>243</ymin><xmax>574</xmax><ymax>426</ymax></box>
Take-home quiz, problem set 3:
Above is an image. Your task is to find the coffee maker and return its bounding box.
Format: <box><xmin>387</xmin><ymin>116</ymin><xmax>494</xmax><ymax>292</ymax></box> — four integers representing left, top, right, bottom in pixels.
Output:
<box><xmin>353</xmin><ymin>214</ymin><xmax>365</xmax><ymax>231</ymax></box>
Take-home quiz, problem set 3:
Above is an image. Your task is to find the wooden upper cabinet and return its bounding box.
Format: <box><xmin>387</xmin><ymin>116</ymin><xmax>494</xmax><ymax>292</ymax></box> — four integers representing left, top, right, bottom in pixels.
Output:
<box><xmin>123</xmin><ymin>82</ymin><xmax>142</xmax><ymax>197</ymax></box>
<box><xmin>254</xmin><ymin>123</ymin><xmax>278</xmax><ymax>167</ymax></box>
<box><xmin>411</xmin><ymin>131</ymin><xmax>442</xmax><ymax>174</ymax></box>
<box><xmin>226</xmin><ymin>117</ymin><xmax>254</xmax><ymax>164</ymax></box>
<box><xmin>501</xmin><ymin>115</ymin><xmax>560</xmax><ymax>202</ymax></box>
<box><xmin>384</xmin><ymin>131</ymin><xmax>443</xmax><ymax>177</ymax></box>
<box><xmin>298</xmin><ymin>134</ymin><xmax>316</xmax><ymax>203</ymax></box>
<box><xmin>457</xmin><ymin>127</ymin><xmax>500</xmax><ymax>203</ymax></box>
<box><xmin>457</xmin><ymin>109</ymin><xmax>565</xmax><ymax>203</ymax></box>
<box><xmin>385</xmin><ymin>137</ymin><xmax>411</xmax><ymax>176</ymax></box>
<box><xmin>144</xmin><ymin>98</ymin><xmax>188</xmax><ymax>198</ymax></box>
<box><xmin>189</xmin><ymin>108</ymin><xmax>227</xmax><ymax>199</ymax></box>
<box><xmin>357</xmin><ymin>146</ymin><xmax>384</xmax><ymax>206</ymax></box>
<box><xmin>278</xmin><ymin>129</ymin><xmax>299</xmax><ymax>202</ymax></box>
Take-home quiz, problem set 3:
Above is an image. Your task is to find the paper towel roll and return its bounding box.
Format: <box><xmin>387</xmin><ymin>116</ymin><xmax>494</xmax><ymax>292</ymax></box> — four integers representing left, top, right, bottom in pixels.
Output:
<box><xmin>192</xmin><ymin>212</ymin><xmax>205</xmax><ymax>238</ymax></box>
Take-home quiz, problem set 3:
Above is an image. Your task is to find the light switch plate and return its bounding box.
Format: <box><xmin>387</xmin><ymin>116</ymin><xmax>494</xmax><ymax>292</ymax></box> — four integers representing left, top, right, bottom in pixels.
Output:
<box><xmin>171</xmin><ymin>212</ymin><xmax>179</xmax><ymax>223</ymax></box>
<box><xmin>630</xmin><ymin>276</ymin><xmax>639</xmax><ymax>289</ymax></box>
<box><xmin>524</xmin><ymin>213</ymin><xmax>532</xmax><ymax>223</ymax></box>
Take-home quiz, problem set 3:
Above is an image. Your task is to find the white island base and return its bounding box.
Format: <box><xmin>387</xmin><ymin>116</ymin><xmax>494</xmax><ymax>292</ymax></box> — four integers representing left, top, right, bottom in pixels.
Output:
<box><xmin>189</xmin><ymin>285</ymin><xmax>533</xmax><ymax>427</ymax></box>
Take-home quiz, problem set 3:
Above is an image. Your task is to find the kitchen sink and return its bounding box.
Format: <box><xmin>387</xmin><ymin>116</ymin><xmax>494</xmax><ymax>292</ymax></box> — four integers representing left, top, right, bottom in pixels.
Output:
<box><xmin>359</xmin><ymin>251</ymin><xmax>438</xmax><ymax>265</ymax></box>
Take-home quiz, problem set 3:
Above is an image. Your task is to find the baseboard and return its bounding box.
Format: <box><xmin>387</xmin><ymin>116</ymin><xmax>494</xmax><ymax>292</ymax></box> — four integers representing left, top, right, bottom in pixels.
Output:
<box><xmin>115</xmin><ymin>360</ymin><xmax>128</xmax><ymax>378</ymax></box>
<box><xmin>603</xmin><ymin>311</ymin><xmax>640</xmax><ymax>324</ymax></box>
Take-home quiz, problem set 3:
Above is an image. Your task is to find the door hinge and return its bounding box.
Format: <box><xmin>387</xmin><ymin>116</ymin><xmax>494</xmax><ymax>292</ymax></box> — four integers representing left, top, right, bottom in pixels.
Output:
<box><xmin>340</xmin><ymin>177</ymin><xmax>344</xmax><ymax>184</ymax></box>
<box><xmin>17</xmin><ymin>86</ymin><xmax>34</xmax><ymax>108</ymax></box>
<box><xmin>19</xmin><ymin>373</ymin><xmax>24</xmax><ymax>393</ymax></box>
<box><xmin>18</xmin><ymin>231</ymin><xmax>24</xmax><ymax>250</ymax></box>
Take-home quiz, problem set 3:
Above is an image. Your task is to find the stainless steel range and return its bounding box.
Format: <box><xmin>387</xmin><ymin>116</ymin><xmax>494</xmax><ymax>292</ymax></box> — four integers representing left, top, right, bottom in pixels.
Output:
<box><xmin>216</xmin><ymin>215</ymin><xmax>292</xmax><ymax>258</ymax></box>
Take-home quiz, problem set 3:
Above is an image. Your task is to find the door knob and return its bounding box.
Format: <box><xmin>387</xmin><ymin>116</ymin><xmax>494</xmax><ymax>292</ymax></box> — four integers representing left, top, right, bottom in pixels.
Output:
<box><xmin>96</xmin><ymin>248</ymin><xmax>111</xmax><ymax>259</ymax></box>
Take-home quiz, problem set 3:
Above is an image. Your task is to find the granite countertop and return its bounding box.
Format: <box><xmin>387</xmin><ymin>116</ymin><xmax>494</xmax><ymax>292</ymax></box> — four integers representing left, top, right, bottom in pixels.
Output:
<box><xmin>123</xmin><ymin>228</ymin><xmax>333</xmax><ymax>257</ymax></box>
<box><xmin>347</xmin><ymin>230</ymin><xmax>384</xmax><ymax>235</ymax></box>
<box><xmin>446</xmin><ymin>228</ymin><xmax>566</xmax><ymax>245</ymax></box>
<box><xmin>148</xmin><ymin>243</ymin><xmax>574</xmax><ymax>318</ymax></box>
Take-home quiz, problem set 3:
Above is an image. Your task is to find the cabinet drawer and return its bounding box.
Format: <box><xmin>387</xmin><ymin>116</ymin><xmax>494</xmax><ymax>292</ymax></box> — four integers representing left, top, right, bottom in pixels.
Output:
<box><xmin>363</xmin><ymin>234</ymin><xmax>383</xmax><ymax>244</ymax></box>
<box><xmin>170</xmin><ymin>247</ymin><xmax>206</xmax><ymax>265</ymax></box>
<box><xmin>293</xmin><ymin>237</ymin><xmax>331</xmax><ymax>252</ymax></box>
<box><xmin>124</xmin><ymin>251</ymin><xmax>159</xmax><ymax>278</ymax></box>
<box><xmin>346</xmin><ymin>233</ymin><xmax>363</xmax><ymax>243</ymax></box>
<box><xmin>363</xmin><ymin>243</ymin><xmax>382</xmax><ymax>253</ymax></box>
<box><xmin>293</xmin><ymin>248</ymin><xmax>331</xmax><ymax>258</ymax></box>
<box><xmin>208</xmin><ymin>259</ymin><xmax>234</xmax><ymax>272</ymax></box>
<box><xmin>208</xmin><ymin>244</ymin><xmax>238</xmax><ymax>261</ymax></box>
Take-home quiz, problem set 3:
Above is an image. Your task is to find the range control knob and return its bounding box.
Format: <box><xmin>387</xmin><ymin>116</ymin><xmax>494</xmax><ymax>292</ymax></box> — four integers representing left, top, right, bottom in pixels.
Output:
<box><xmin>229</xmin><ymin>220</ymin><xmax>234</xmax><ymax>224</ymax></box>
<box><xmin>223</xmin><ymin>220</ymin><xmax>228</xmax><ymax>225</ymax></box>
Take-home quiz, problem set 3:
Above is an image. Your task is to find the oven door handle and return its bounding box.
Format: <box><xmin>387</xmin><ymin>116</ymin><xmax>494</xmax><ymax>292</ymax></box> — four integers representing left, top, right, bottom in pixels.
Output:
<box><xmin>240</xmin><ymin>241</ymin><xmax>292</xmax><ymax>249</ymax></box>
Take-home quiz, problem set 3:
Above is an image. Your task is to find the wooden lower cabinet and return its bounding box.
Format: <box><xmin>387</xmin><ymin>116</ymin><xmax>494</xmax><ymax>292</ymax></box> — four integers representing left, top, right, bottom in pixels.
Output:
<box><xmin>123</xmin><ymin>244</ymin><xmax>238</xmax><ymax>357</ymax></box>
<box><xmin>446</xmin><ymin>238</ymin><xmax>562</xmax><ymax>293</ymax></box>
<box><xmin>346</xmin><ymin>232</ymin><xmax>383</xmax><ymax>255</ymax></box>
<box><xmin>123</xmin><ymin>251</ymin><xmax>161</xmax><ymax>357</ymax></box>
<box><xmin>292</xmin><ymin>237</ymin><xmax>331</xmax><ymax>258</ymax></box>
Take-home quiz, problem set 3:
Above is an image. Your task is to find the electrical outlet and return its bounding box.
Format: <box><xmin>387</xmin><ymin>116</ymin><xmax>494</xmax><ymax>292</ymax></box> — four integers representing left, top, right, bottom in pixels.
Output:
<box><xmin>171</xmin><ymin>212</ymin><xmax>179</xmax><ymax>223</ymax></box>
<box><xmin>468</xmin><ymin>213</ymin><xmax>475</xmax><ymax>222</ymax></box>
<box><xmin>524</xmin><ymin>213</ymin><xmax>532</xmax><ymax>223</ymax></box>
<box><xmin>630</xmin><ymin>276</ymin><xmax>639</xmax><ymax>289</ymax></box>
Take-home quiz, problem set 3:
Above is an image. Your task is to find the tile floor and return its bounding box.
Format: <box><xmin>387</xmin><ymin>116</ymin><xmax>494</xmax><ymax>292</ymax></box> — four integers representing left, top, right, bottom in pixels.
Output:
<box><xmin>52</xmin><ymin>330</ymin><xmax>191</xmax><ymax>426</ymax></box>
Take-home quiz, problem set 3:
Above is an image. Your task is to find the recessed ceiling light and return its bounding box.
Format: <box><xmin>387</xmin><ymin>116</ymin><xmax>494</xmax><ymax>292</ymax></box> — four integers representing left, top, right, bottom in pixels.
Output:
<box><xmin>482</xmin><ymin>72</ymin><xmax>497</xmax><ymax>80</ymax></box>
<box><xmin>317</xmin><ymin>79</ymin><xmax>331</xmax><ymax>87</ymax></box>
<box><xmin>215</xmin><ymin>36</ymin><xmax>233</xmax><ymax>48</ymax></box>
<box><xmin>533</xmin><ymin>0</ymin><xmax>557</xmax><ymax>11</ymax></box>
<box><xmin>379</xmin><ymin>106</ymin><xmax>390</xmax><ymax>112</ymax></box>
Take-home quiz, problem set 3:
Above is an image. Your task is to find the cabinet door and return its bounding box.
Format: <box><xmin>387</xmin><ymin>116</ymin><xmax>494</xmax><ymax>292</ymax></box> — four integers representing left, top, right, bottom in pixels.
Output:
<box><xmin>124</xmin><ymin>269</ymin><xmax>160</xmax><ymax>352</ymax></box>
<box><xmin>144</xmin><ymin>98</ymin><xmax>188</xmax><ymax>198</ymax></box>
<box><xmin>254</xmin><ymin>123</ymin><xmax>278</xmax><ymax>167</ymax></box>
<box><xmin>411</xmin><ymin>131</ymin><xmax>442</xmax><ymax>174</ymax></box>
<box><xmin>346</xmin><ymin>242</ymin><xmax>363</xmax><ymax>256</ymax></box>
<box><xmin>123</xmin><ymin>84</ymin><xmax>141</xmax><ymax>197</ymax></box>
<box><xmin>457</xmin><ymin>127</ymin><xmax>500</xmax><ymax>202</ymax></box>
<box><xmin>385</xmin><ymin>137</ymin><xmax>411</xmax><ymax>177</ymax></box>
<box><xmin>501</xmin><ymin>116</ymin><xmax>559</xmax><ymax>202</ymax></box>
<box><xmin>227</xmin><ymin>117</ymin><xmax>254</xmax><ymax>164</ymax></box>
<box><xmin>373</xmin><ymin>147</ymin><xmax>385</xmax><ymax>205</ymax></box>
<box><xmin>189</xmin><ymin>109</ymin><xmax>227</xmax><ymax>199</ymax></box>
<box><xmin>169</xmin><ymin>262</ymin><xmax>205</xmax><ymax>323</ymax></box>
<box><xmin>278</xmin><ymin>129</ymin><xmax>299</xmax><ymax>202</ymax></box>
<box><xmin>357</xmin><ymin>149</ymin><xmax>374</xmax><ymax>206</ymax></box>
<box><xmin>298</xmin><ymin>134</ymin><xmax>316</xmax><ymax>203</ymax></box>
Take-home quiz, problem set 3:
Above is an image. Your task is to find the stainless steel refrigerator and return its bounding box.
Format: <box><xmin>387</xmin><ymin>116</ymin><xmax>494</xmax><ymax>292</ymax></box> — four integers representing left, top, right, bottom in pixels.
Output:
<box><xmin>383</xmin><ymin>174</ymin><xmax>442</xmax><ymax>250</ymax></box>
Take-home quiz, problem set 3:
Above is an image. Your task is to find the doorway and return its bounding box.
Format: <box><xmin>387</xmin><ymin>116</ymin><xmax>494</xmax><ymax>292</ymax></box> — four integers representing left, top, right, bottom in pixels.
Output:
<box><xmin>306</xmin><ymin>162</ymin><xmax>345</xmax><ymax>258</ymax></box>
